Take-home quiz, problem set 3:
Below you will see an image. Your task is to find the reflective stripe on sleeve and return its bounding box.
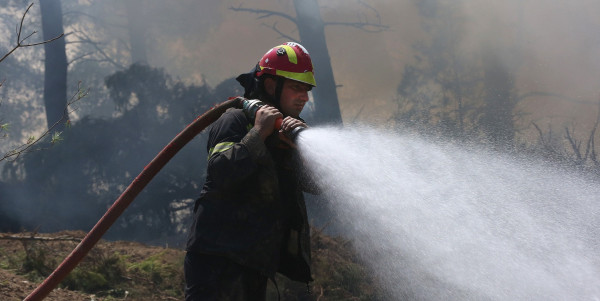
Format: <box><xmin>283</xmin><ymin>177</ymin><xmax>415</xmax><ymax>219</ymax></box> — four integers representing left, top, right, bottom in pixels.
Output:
<box><xmin>207</xmin><ymin>142</ymin><xmax>235</xmax><ymax>160</ymax></box>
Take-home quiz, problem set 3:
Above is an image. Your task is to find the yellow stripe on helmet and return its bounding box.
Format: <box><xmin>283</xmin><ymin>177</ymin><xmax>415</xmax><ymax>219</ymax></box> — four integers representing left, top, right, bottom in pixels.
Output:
<box><xmin>280</xmin><ymin>45</ymin><xmax>297</xmax><ymax>64</ymax></box>
<box><xmin>275</xmin><ymin>69</ymin><xmax>316</xmax><ymax>87</ymax></box>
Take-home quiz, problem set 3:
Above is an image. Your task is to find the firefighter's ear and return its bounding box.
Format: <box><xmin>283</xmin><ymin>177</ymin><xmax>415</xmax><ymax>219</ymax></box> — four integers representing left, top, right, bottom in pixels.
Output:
<box><xmin>263</xmin><ymin>77</ymin><xmax>276</xmax><ymax>97</ymax></box>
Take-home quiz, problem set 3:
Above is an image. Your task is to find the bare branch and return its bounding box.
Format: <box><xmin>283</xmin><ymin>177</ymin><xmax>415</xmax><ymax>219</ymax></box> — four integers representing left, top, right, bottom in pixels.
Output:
<box><xmin>584</xmin><ymin>121</ymin><xmax>597</xmax><ymax>162</ymax></box>
<box><xmin>319</xmin><ymin>0</ymin><xmax>388</xmax><ymax>32</ymax></box>
<box><xmin>261</xmin><ymin>22</ymin><xmax>298</xmax><ymax>42</ymax></box>
<box><xmin>316</xmin><ymin>285</ymin><xmax>324</xmax><ymax>301</ymax></box>
<box><xmin>586</xmin><ymin>99</ymin><xmax>600</xmax><ymax>165</ymax></box>
<box><xmin>67</xmin><ymin>51</ymin><xmax>95</xmax><ymax>66</ymax></box>
<box><xmin>229</xmin><ymin>5</ymin><xmax>298</xmax><ymax>26</ymax></box>
<box><xmin>323</xmin><ymin>21</ymin><xmax>389</xmax><ymax>33</ymax></box>
<box><xmin>63</xmin><ymin>10</ymin><xmax>128</xmax><ymax>39</ymax></box>
<box><xmin>0</xmin><ymin>45</ymin><xmax>19</xmax><ymax>64</ymax></box>
<box><xmin>564</xmin><ymin>127</ymin><xmax>582</xmax><ymax>163</ymax></box>
<box><xmin>590</xmin><ymin>133</ymin><xmax>597</xmax><ymax>165</ymax></box>
<box><xmin>351</xmin><ymin>104</ymin><xmax>366</xmax><ymax>124</ymax></box>
<box><xmin>17</xmin><ymin>3</ymin><xmax>64</xmax><ymax>47</ymax></box>
<box><xmin>517</xmin><ymin>91</ymin><xmax>598</xmax><ymax>105</ymax></box>
<box><xmin>1</xmin><ymin>82</ymin><xmax>89</xmax><ymax>163</ymax></box>
<box><xmin>532</xmin><ymin>122</ymin><xmax>545</xmax><ymax>145</ymax></box>
<box><xmin>358</xmin><ymin>0</ymin><xmax>383</xmax><ymax>23</ymax></box>
<box><xmin>19</xmin><ymin>33</ymin><xmax>64</xmax><ymax>48</ymax></box>
<box><xmin>0</xmin><ymin>3</ymin><xmax>64</xmax><ymax>64</ymax></box>
<box><xmin>16</xmin><ymin>3</ymin><xmax>34</xmax><ymax>42</ymax></box>
<box><xmin>72</xmin><ymin>31</ymin><xmax>126</xmax><ymax>69</ymax></box>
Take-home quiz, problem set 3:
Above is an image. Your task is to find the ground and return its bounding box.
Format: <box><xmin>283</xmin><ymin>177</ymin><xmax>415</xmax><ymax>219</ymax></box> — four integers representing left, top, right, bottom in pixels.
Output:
<box><xmin>0</xmin><ymin>229</ymin><xmax>381</xmax><ymax>300</ymax></box>
<box><xmin>0</xmin><ymin>268</ymin><xmax>95</xmax><ymax>301</ymax></box>
<box><xmin>0</xmin><ymin>230</ymin><xmax>183</xmax><ymax>301</ymax></box>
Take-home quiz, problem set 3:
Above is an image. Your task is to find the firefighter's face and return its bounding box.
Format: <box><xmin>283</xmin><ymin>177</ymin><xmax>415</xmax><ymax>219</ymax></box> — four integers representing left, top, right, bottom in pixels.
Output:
<box><xmin>265</xmin><ymin>78</ymin><xmax>310</xmax><ymax>118</ymax></box>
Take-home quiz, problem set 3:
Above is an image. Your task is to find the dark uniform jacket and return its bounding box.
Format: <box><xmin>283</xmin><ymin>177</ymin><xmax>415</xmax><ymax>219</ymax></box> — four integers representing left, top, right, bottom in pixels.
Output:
<box><xmin>186</xmin><ymin>108</ymin><xmax>318</xmax><ymax>283</ymax></box>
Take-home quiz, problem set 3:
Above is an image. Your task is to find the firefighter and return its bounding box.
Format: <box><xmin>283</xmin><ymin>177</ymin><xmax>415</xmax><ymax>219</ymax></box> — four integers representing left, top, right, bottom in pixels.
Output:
<box><xmin>184</xmin><ymin>42</ymin><xmax>320</xmax><ymax>300</ymax></box>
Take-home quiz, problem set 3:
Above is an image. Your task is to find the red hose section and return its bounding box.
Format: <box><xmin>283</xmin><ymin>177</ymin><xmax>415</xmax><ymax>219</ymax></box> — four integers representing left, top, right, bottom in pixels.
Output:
<box><xmin>275</xmin><ymin>118</ymin><xmax>282</xmax><ymax>130</ymax></box>
<box><xmin>24</xmin><ymin>97</ymin><xmax>241</xmax><ymax>301</ymax></box>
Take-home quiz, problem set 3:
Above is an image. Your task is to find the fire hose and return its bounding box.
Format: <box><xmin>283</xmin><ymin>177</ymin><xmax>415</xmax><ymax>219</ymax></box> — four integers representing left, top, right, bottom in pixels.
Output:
<box><xmin>24</xmin><ymin>97</ymin><xmax>303</xmax><ymax>301</ymax></box>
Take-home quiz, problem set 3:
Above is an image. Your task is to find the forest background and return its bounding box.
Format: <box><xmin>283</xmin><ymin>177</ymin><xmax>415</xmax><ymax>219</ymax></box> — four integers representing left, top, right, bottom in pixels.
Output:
<box><xmin>0</xmin><ymin>0</ymin><xmax>599</xmax><ymax>298</ymax></box>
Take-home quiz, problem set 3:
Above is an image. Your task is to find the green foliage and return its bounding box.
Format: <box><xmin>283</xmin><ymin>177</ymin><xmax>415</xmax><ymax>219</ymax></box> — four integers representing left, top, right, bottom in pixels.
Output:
<box><xmin>50</xmin><ymin>131</ymin><xmax>63</xmax><ymax>144</ymax></box>
<box><xmin>7</xmin><ymin>241</ymin><xmax>125</xmax><ymax>294</ymax></box>
<box><xmin>0</xmin><ymin>246</ymin><xmax>21</xmax><ymax>271</ymax></box>
<box><xmin>65</xmin><ymin>270</ymin><xmax>109</xmax><ymax>292</ymax></box>
<box><xmin>126</xmin><ymin>250</ymin><xmax>185</xmax><ymax>297</ymax></box>
<box><xmin>333</xmin><ymin>262</ymin><xmax>366</xmax><ymax>294</ymax></box>
<box><xmin>20</xmin><ymin>242</ymin><xmax>56</xmax><ymax>281</ymax></box>
<box><xmin>0</xmin><ymin>229</ymin><xmax>381</xmax><ymax>300</ymax></box>
<box><xmin>127</xmin><ymin>251</ymin><xmax>166</xmax><ymax>284</ymax></box>
<box><xmin>0</xmin><ymin>249</ymin><xmax>8</xmax><ymax>270</ymax></box>
<box><xmin>264</xmin><ymin>229</ymin><xmax>385</xmax><ymax>300</ymax></box>
<box><xmin>62</xmin><ymin>252</ymin><xmax>126</xmax><ymax>293</ymax></box>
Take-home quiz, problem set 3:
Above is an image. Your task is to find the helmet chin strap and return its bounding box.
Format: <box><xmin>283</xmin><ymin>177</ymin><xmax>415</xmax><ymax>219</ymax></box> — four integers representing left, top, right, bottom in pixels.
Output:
<box><xmin>273</xmin><ymin>76</ymin><xmax>286</xmax><ymax>112</ymax></box>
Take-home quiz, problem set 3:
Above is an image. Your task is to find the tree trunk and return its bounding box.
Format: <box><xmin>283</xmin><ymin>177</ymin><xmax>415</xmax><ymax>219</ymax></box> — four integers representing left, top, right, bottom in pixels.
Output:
<box><xmin>481</xmin><ymin>45</ymin><xmax>516</xmax><ymax>147</ymax></box>
<box><xmin>293</xmin><ymin>0</ymin><xmax>342</xmax><ymax>125</ymax></box>
<box><xmin>126</xmin><ymin>0</ymin><xmax>148</xmax><ymax>65</ymax></box>
<box><xmin>40</xmin><ymin>0</ymin><xmax>68</xmax><ymax>132</ymax></box>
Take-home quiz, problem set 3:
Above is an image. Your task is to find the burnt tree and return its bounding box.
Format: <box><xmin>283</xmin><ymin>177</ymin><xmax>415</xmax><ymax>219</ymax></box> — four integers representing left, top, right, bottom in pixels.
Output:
<box><xmin>231</xmin><ymin>1</ymin><xmax>387</xmax><ymax>125</ymax></box>
<box><xmin>40</xmin><ymin>0</ymin><xmax>68</xmax><ymax>132</ymax></box>
<box><xmin>292</xmin><ymin>0</ymin><xmax>340</xmax><ymax>124</ymax></box>
<box><xmin>480</xmin><ymin>45</ymin><xmax>517</xmax><ymax>147</ymax></box>
<box><xmin>126</xmin><ymin>0</ymin><xmax>148</xmax><ymax>65</ymax></box>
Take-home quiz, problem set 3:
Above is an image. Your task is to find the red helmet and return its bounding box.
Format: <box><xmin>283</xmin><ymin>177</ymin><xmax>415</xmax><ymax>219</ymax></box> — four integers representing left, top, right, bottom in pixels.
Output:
<box><xmin>255</xmin><ymin>42</ymin><xmax>316</xmax><ymax>87</ymax></box>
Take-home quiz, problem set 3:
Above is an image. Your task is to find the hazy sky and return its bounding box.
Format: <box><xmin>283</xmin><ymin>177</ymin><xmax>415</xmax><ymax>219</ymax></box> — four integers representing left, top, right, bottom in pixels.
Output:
<box><xmin>2</xmin><ymin>0</ymin><xmax>599</xmax><ymax>143</ymax></box>
<box><xmin>152</xmin><ymin>0</ymin><xmax>419</xmax><ymax>122</ymax></box>
<box><xmin>141</xmin><ymin>0</ymin><xmax>600</xmax><ymax>141</ymax></box>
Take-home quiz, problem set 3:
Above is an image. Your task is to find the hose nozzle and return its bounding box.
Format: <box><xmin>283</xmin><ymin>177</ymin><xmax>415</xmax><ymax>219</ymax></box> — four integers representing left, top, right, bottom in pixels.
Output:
<box><xmin>239</xmin><ymin>98</ymin><xmax>305</xmax><ymax>142</ymax></box>
<box><xmin>240</xmin><ymin>98</ymin><xmax>284</xmax><ymax>129</ymax></box>
<box><xmin>286</xmin><ymin>126</ymin><xmax>305</xmax><ymax>143</ymax></box>
<box><xmin>240</xmin><ymin>98</ymin><xmax>267</xmax><ymax>124</ymax></box>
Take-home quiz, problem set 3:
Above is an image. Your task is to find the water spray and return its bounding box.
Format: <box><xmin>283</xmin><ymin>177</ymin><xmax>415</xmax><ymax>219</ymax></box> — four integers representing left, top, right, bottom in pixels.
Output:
<box><xmin>23</xmin><ymin>97</ymin><xmax>284</xmax><ymax>301</ymax></box>
<box><xmin>298</xmin><ymin>126</ymin><xmax>600</xmax><ymax>300</ymax></box>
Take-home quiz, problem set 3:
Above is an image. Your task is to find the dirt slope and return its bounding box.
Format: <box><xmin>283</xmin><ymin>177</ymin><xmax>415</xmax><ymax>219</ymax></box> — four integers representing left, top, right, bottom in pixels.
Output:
<box><xmin>0</xmin><ymin>268</ymin><xmax>96</xmax><ymax>301</ymax></box>
<box><xmin>0</xmin><ymin>229</ymin><xmax>380</xmax><ymax>300</ymax></box>
<box><xmin>0</xmin><ymin>230</ymin><xmax>182</xmax><ymax>301</ymax></box>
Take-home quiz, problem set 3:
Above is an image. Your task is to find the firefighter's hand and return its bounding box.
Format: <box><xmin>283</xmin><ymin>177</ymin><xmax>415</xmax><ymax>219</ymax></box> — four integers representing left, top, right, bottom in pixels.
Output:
<box><xmin>255</xmin><ymin>105</ymin><xmax>283</xmax><ymax>141</ymax></box>
<box><xmin>279</xmin><ymin>117</ymin><xmax>307</xmax><ymax>149</ymax></box>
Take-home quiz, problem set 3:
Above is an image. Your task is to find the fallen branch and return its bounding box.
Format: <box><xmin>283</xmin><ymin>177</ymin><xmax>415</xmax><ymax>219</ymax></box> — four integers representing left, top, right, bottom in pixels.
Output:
<box><xmin>0</xmin><ymin>234</ymin><xmax>81</xmax><ymax>242</ymax></box>
<box><xmin>316</xmin><ymin>285</ymin><xmax>324</xmax><ymax>301</ymax></box>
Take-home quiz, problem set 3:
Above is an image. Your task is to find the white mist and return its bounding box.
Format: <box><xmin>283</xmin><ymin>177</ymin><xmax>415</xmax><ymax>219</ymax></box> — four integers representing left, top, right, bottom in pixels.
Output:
<box><xmin>298</xmin><ymin>126</ymin><xmax>600</xmax><ymax>301</ymax></box>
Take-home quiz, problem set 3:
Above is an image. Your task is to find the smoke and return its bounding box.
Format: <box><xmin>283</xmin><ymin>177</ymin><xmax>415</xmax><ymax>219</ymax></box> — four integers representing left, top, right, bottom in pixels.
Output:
<box><xmin>33</xmin><ymin>0</ymin><xmax>600</xmax><ymax>127</ymax></box>
<box><xmin>1</xmin><ymin>0</ymin><xmax>599</xmax><ymax>245</ymax></box>
<box><xmin>462</xmin><ymin>1</ymin><xmax>600</xmax><ymax>93</ymax></box>
<box><xmin>450</xmin><ymin>1</ymin><xmax>600</xmax><ymax>133</ymax></box>
<box><xmin>315</xmin><ymin>0</ymin><xmax>600</xmax><ymax>127</ymax></box>
<box><xmin>2</xmin><ymin>1</ymin><xmax>599</xmax><ymax>138</ymax></box>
